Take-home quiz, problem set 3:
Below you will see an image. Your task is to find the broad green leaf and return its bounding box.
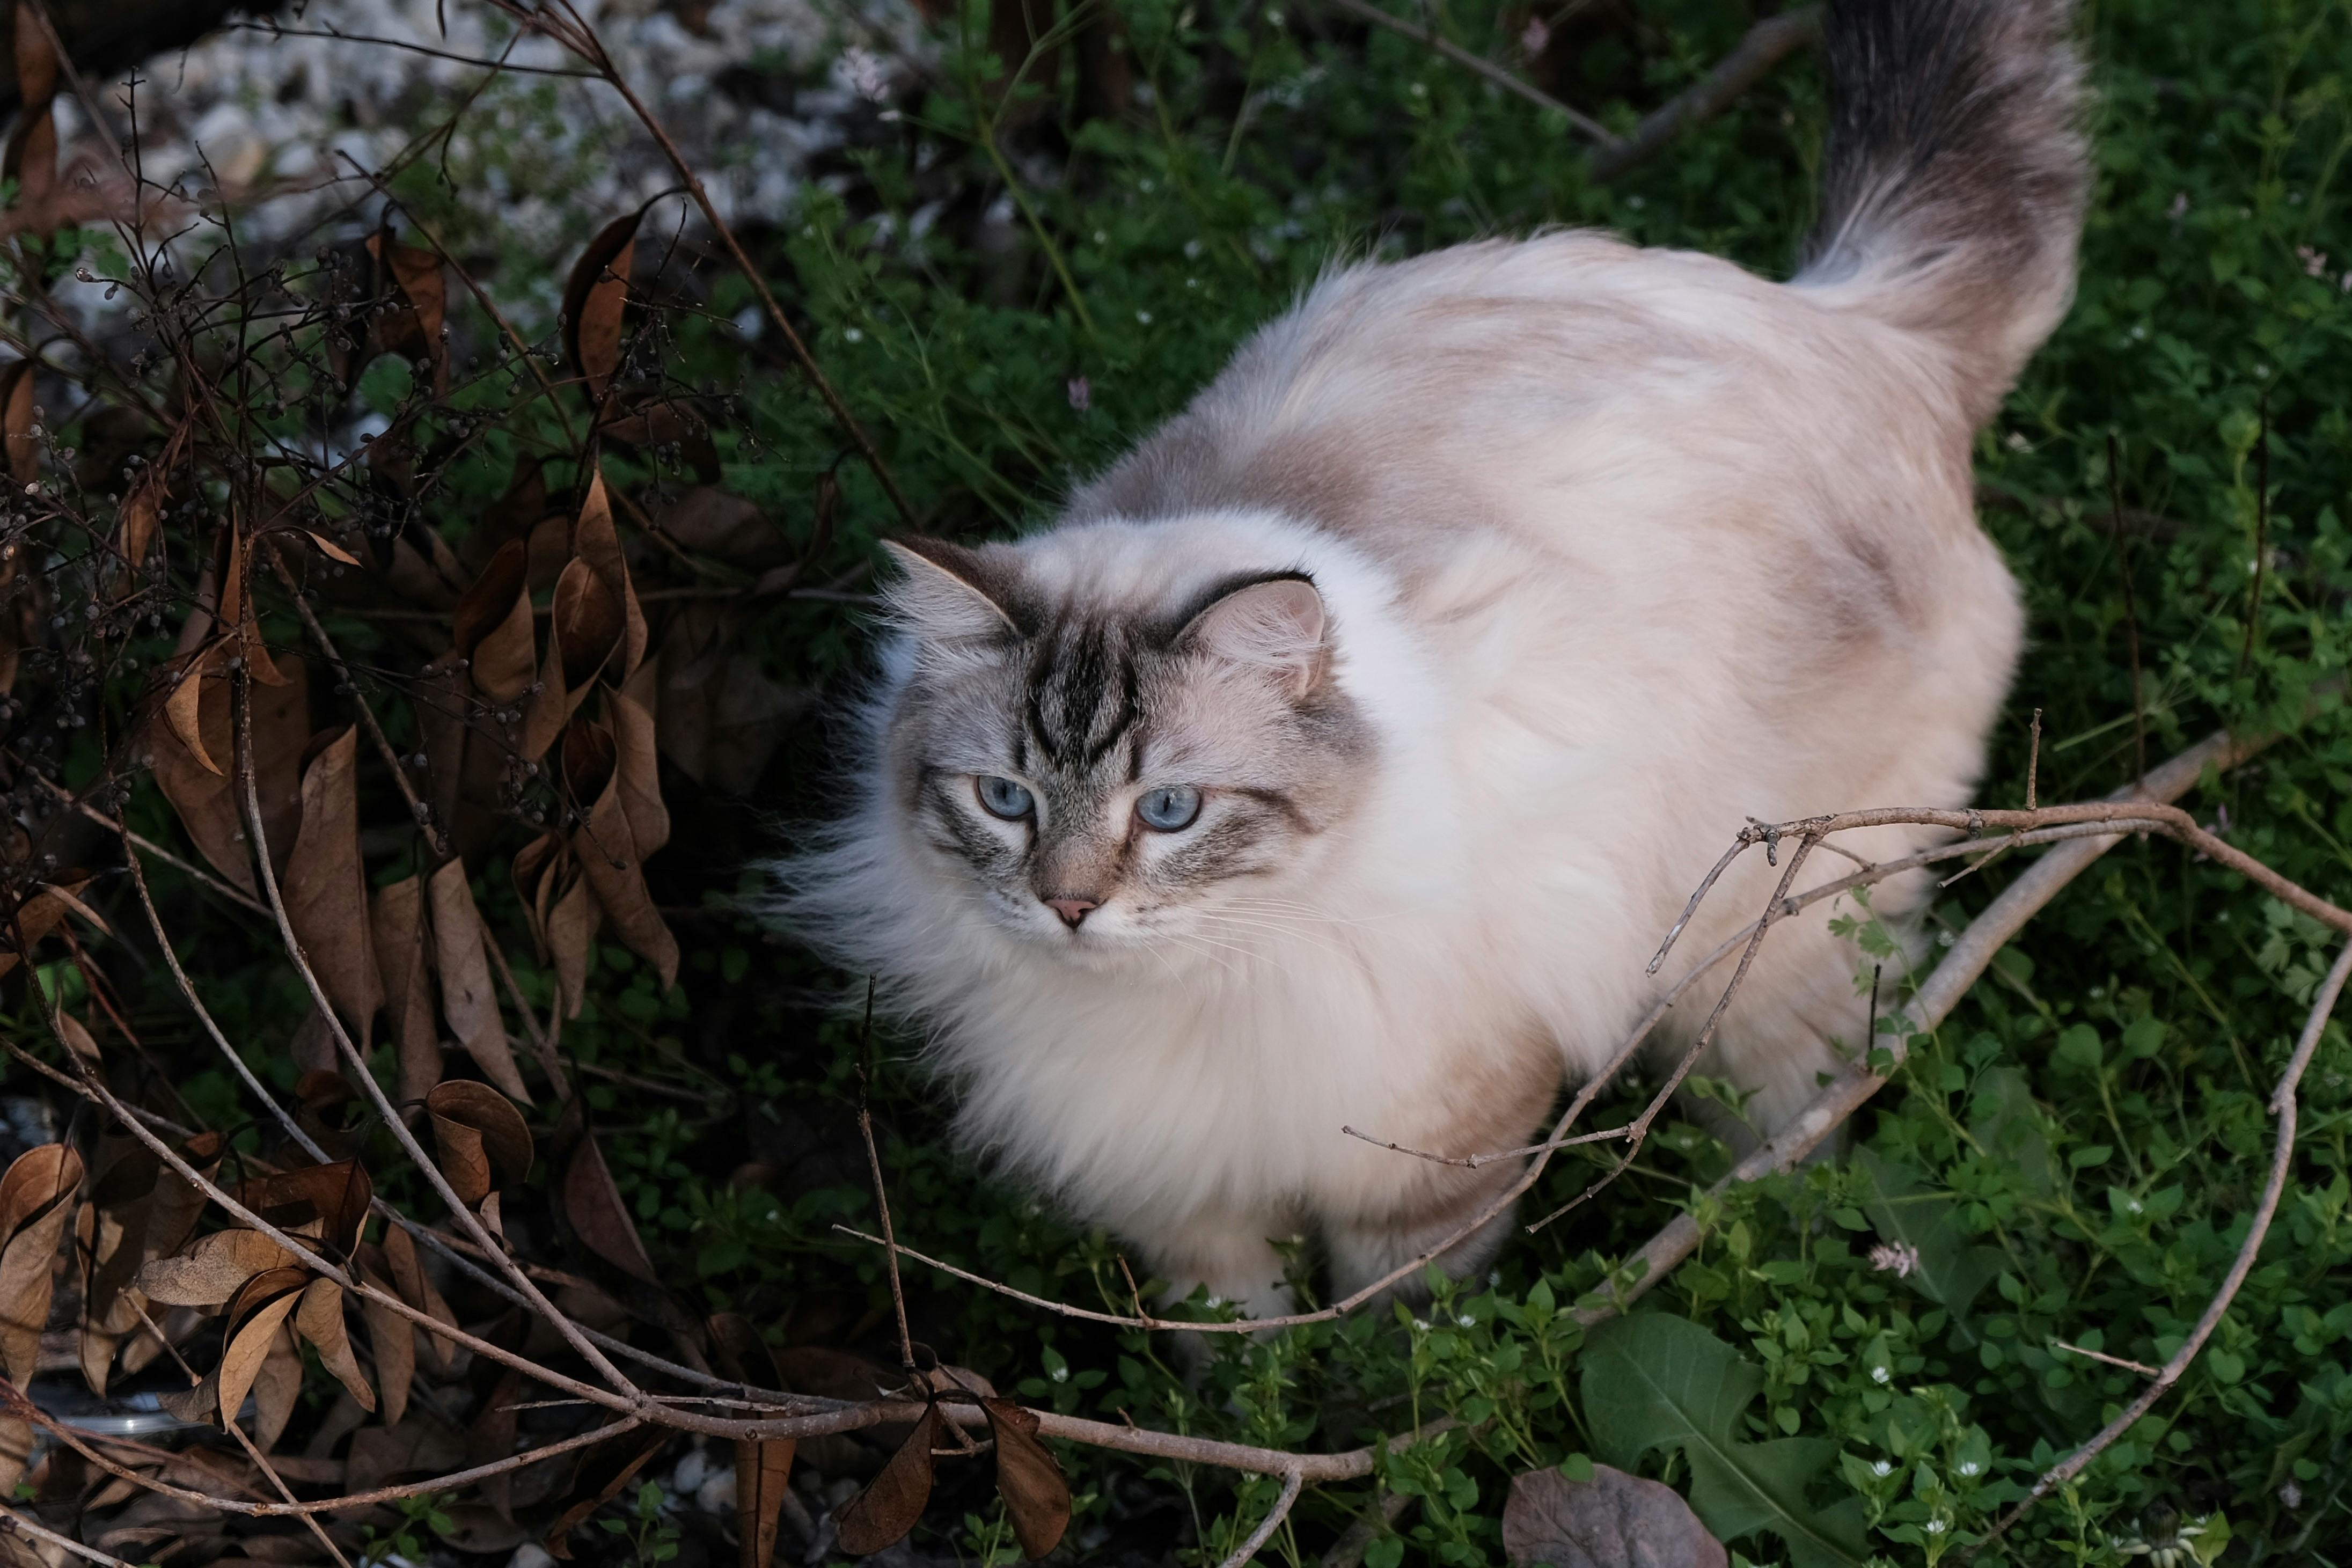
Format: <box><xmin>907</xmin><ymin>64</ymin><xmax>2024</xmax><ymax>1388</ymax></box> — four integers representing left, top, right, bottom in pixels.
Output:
<box><xmin>1581</xmin><ymin>1314</ymin><xmax>1868</xmax><ymax>1568</ymax></box>
<box><xmin>1856</xmin><ymin>1149</ymin><xmax>2005</xmax><ymax>1337</ymax></box>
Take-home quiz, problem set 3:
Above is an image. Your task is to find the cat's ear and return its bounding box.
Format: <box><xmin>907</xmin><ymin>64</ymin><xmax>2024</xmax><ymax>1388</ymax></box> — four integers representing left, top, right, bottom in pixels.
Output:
<box><xmin>1178</xmin><ymin>573</ymin><xmax>1328</xmax><ymax>697</ymax></box>
<box><xmin>881</xmin><ymin>538</ymin><xmax>1022</xmax><ymax>647</ymax></box>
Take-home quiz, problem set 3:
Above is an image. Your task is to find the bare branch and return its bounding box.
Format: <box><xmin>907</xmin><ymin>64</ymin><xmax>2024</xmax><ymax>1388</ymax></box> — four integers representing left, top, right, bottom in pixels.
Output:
<box><xmin>1320</xmin><ymin>0</ymin><xmax>1616</xmax><ymax>144</ymax></box>
<box><xmin>1589</xmin><ymin>6</ymin><xmax>1823</xmax><ymax>182</ymax></box>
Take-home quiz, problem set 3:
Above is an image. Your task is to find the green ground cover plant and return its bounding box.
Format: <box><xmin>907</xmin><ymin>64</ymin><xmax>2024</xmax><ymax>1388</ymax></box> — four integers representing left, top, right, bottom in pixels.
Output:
<box><xmin>1</xmin><ymin>0</ymin><xmax>2350</xmax><ymax>1564</ymax></box>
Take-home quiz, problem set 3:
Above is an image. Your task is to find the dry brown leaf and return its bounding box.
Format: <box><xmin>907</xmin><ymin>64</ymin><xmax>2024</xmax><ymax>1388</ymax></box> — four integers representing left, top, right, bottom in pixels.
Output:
<box><xmin>1501</xmin><ymin>1461</ymin><xmax>1730</xmax><ymax>1568</ymax></box>
<box><xmin>983</xmin><ymin>1398</ymin><xmax>1072</xmax><ymax>1559</ymax></box>
<box><xmin>354</xmin><ymin>1254</ymin><xmax>414</xmax><ymax>1426</ymax></box>
<box><xmin>371</xmin><ymin>875</ymin><xmax>443</xmax><ymax>1111</ymax></box>
<box><xmin>12</xmin><ymin>3</ymin><xmax>57</xmax><ymax>113</ymax></box>
<box><xmin>659</xmin><ymin>488</ymin><xmax>783</xmax><ymax>567</ymax></box>
<box><xmin>286</xmin><ymin>727</ymin><xmax>384</xmax><ymax>1040</ymax></box>
<box><xmin>250</xmin><ymin>1321</ymin><xmax>303</xmax><ymax>1451</ymax></box>
<box><xmin>216</xmin><ymin>1270</ymin><xmax>306</xmax><ymax>1437</ymax></box>
<box><xmin>0</xmin><ymin>1415</ymin><xmax>29</xmax><ymax>1501</ymax></box>
<box><xmin>834</xmin><ymin>1405</ymin><xmax>940</xmax><ymax>1554</ymax></box>
<box><xmin>551</xmin><ymin>556</ymin><xmax>622</xmax><ymax>690</ymax></box>
<box><xmin>736</xmin><ymin>1438</ymin><xmax>796</xmax><ymax>1568</ymax></box>
<box><xmin>163</xmin><ymin>642</ymin><xmax>225</xmax><ymax>776</ymax></box>
<box><xmin>610</xmin><ymin>669</ymin><xmax>669</xmax><ymax>860</ymax></box>
<box><xmin>301</xmin><ymin>530</ymin><xmax>363</xmax><ymax>567</ymax></box>
<box><xmin>573</xmin><ymin>470</ymin><xmax>647</xmax><ymax>680</ymax></box>
<box><xmin>547</xmin><ymin>867</ymin><xmax>601</xmax><ymax>1023</ymax></box>
<box><xmin>427</xmin><ymin>859</ymin><xmax>531</xmax><ymax>1103</ymax></box>
<box><xmin>425</xmin><ymin>1081</ymin><xmax>533</xmax><ymax>1208</ymax></box>
<box><xmin>563</xmin><ymin>1130</ymin><xmax>657</xmax><ymax>1284</ymax></box>
<box><xmin>562</xmin><ymin>209</ymin><xmax>643</xmax><ymax>405</ymax></box>
<box><xmin>0</xmin><ymin>359</ymin><xmax>33</xmax><ymax>487</ymax></box>
<box><xmin>573</xmin><ymin>758</ymin><xmax>678</xmax><ymax>991</ymax></box>
<box><xmin>0</xmin><ymin>1143</ymin><xmax>80</xmax><ymax>1384</ymax></box>
<box><xmin>54</xmin><ymin>1009</ymin><xmax>100</xmax><ymax>1069</ymax></box>
<box><xmin>146</xmin><ymin>648</ymin><xmax>308</xmax><ymax>896</ymax></box>
<box><xmin>137</xmin><ymin>1228</ymin><xmax>299</xmax><ymax>1308</ymax></box>
<box><xmin>147</xmin><ymin>1131</ymin><xmax>223</xmax><ymax>1262</ymax></box>
<box><xmin>455</xmin><ymin>539</ymin><xmax>537</xmax><ymax>704</ymax></box>
<box><xmin>381</xmin><ymin>1223</ymin><xmax>461</xmax><ymax>1371</ymax></box>
<box><xmin>233</xmin><ymin>1159</ymin><xmax>373</xmax><ymax>1259</ymax></box>
<box><xmin>294</xmin><ymin>1277</ymin><xmax>375</xmax><ymax>1413</ymax></box>
<box><xmin>0</xmin><ymin>876</ymin><xmax>90</xmax><ymax>979</ymax></box>
<box><xmin>365</xmin><ymin>230</ymin><xmax>450</xmax><ymax>395</ymax></box>
<box><xmin>113</xmin><ymin>421</ymin><xmax>190</xmax><ymax>577</ymax></box>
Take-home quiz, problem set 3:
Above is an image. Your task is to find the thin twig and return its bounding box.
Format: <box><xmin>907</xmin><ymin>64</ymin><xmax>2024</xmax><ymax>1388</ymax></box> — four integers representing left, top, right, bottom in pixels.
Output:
<box><xmin>1976</xmin><ymin>937</ymin><xmax>2352</xmax><ymax>1547</ymax></box>
<box><xmin>2051</xmin><ymin>1340</ymin><xmax>2160</xmax><ymax>1378</ymax></box>
<box><xmin>508</xmin><ymin>0</ymin><xmax>918</xmax><ymax>528</ymax></box>
<box><xmin>1321</xmin><ymin>0</ymin><xmax>1614</xmax><ymax>143</ymax></box>
<box><xmin>1588</xmin><ymin>6</ymin><xmax>1823</xmax><ymax>182</ymax></box>
<box><xmin>1216</xmin><ymin>1468</ymin><xmax>1306</xmax><ymax>1568</ymax></box>
<box><xmin>0</xmin><ymin>1503</ymin><xmax>137</xmax><ymax>1568</ymax></box>
<box><xmin>1339</xmin><ymin>1122</ymin><xmax>1631</xmax><ymax>1168</ymax></box>
<box><xmin>228</xmin><ymin>659</ymin><xmax>638</xmax><ymax>1393</ymax></box>
<box><xmin>854</xmin><ymin>978</ymin><xmax>917</xmax><ymax>1372</ymax></box>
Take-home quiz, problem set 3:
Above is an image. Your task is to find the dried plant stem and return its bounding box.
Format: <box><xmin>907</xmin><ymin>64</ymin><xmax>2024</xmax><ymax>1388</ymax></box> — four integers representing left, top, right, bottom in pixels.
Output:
<box><xmin>1569</xmin><ymin>720</ymin><xmax>2290</xmax><ymax>1331</ymax></box>
<box><xmin>1588</xmin><ymin>5</ymin><xmax>1823</xmax><ymax>182</ymax></box>
<box><xmin>1977</xmin><ymin>936</ymin><xmax>2352</xmax><ymax>1548</ymax></box>
<box><xmin>0</xmin><ymin>1501</ymin><xmax>137</xmax><ymax>1568</ymax></box>
<box><xmin>38</xmin><ymin>771</ymin><xmax>269</xmax><ymax>917</ymax></box>
<box><xmin>228</xmin><ymin>663</ymin><xmax>637</xmax><ymax>1395</ymax></box>
<box><xmin>2051</xmin><ymin>1340</ymin><xmax>2160</xmax><ymax>1378</ymax></box>
<box><xmin>514</xmin><ymin>0</ymin><xmax>918</xmax><ymax>528</ymax></box>
<box><xmin>265</xmin><ymin>543</ymin><xmax>453</xmax><ymax>862</ymax></box>
<box><xmin>1216</xmin><ymin>1468</ymin><xmax>1305</xmax><ymax>1568</ymax></box>
<box><xmin>838</xmin><ymin>711</ymin><xmax>2304</xmax><ymax>1339</ymax></box>
<box><xmin>1320</xmin><ymin>0</ymin><xmax>1615</xmax><ymax>143</ymax></box>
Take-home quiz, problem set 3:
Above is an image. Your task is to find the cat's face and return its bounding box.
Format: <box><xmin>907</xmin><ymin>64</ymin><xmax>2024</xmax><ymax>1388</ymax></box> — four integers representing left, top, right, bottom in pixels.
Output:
<box><xmin>878</xmin><ymin>533</ymin><xmax>1373</xmax><ymax>958</ymax></box>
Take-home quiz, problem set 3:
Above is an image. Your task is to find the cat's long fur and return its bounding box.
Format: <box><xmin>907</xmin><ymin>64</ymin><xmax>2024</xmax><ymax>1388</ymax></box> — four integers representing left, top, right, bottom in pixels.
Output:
<box><xmin>780</xmin><ymin>0</ymin><xmax>2089</xmax><ymax>1318</ymax></box>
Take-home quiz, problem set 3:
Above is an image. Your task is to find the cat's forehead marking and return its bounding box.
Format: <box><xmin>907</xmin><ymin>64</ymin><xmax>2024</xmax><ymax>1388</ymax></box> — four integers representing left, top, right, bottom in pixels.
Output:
<box><xmin>1022</xmin><ymin>613</ymin><xmax>1144</xmax><ymax>772</ymax></box>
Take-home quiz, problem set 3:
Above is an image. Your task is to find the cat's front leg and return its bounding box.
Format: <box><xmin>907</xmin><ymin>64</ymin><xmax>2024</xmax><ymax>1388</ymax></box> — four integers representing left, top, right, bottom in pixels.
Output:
<box><xmin>1129</xmin><ymin>1207</ymin><xmax>1301</xmax><ymax>1324</ymax></box>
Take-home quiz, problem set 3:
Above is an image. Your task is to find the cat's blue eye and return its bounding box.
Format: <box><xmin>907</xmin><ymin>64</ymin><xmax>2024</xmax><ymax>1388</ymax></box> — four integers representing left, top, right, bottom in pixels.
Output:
<box><xmin>976</xmin><ymin>775</ymin><xmax>1034</xmax><ymax>820</ymax></box>
<box><xmin>1135</xmin><ymin>785</ymin><xmax>1203</xmax><ymax>832</ymax></box>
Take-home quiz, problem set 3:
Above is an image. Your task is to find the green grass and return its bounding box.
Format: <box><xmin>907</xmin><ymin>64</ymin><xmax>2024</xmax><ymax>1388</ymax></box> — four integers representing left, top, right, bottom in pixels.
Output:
<box><xmin>66</xmin><ymin>0</ymin><xmax>2352</xmax><ymax>1562</ymax></box>
<box><xmin>669</xmin><ymin>0</ymin><xmax>2352</xmax><ymax>1559</ymax></box>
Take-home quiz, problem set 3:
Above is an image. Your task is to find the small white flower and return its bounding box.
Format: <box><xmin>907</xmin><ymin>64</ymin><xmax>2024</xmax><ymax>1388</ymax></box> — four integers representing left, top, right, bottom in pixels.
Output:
<box><xmin>1924</xmin><ymin>1519</ymin><xmax>1947</xmax><ymax>1536</ymax></box>
<box><xmin>1958</xmin><ymin>1460</ymin><xmax>1982</xmax><ymax>1477</ymax></box>
<box><xmin>2281</xmin><ymin>1481</ymin><xmax>2305</xmax><ymax>1508</ymax></box>
<box><xmin>1458</xmin><ymin>1314</ymin><xmax>1476</xmax><ymax>1328</ymax></box>
<box><xmin>1869</xmin><ymin>1241</ymin><xmax>1922</xmax><ymax>1278</ymax></box>
<box><xmin>1872</xmin><ymin>1460</ymin><xmax>1893</xmax><ymax>1477</ymax></box>
<box><xmin>1184</xmin><ymin>239</ymin><xmax>1203</xmax><ymax>259</ymax></box>
<box><xmin>1049</xmin><ymin>1365</ymin><xmax>1069</xmax><ymax>1383</ymax></box>
<box><xmin>1137</xmin><ymin>311</ymin><xmax>1153</xmax><ymax>324</ymax></box>
<box><xmin>1412</xmin><ymin>1318</ymin><xmax>1430</xmax><ymax>1332</ymax></box>
<box><xmin>1409</xmin><ymin>82</ymin><xmax>1427</xmax><ymax>96</ymax></box>
<box><xmin>1204</xmin><ymin>1296</ymin><xmax>1224</xmax><ymax>1308</ymax></box>
<box><xmin>1871</xmin><ymin>1365</ymin><xmax>1892</xmax><ymax>1384</ymax></box>
<box><xmin>843</xmin><ymin>327</ymin><xmax>864</xmax><ymax>342</ymax></box>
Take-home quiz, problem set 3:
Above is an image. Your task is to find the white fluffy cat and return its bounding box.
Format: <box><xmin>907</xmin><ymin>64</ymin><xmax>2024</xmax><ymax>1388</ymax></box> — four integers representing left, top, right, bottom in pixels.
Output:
<box><xmin>781</xmin><ymin>0</ymin><xmax>2089</xmax><ymax>1320</ymax></box>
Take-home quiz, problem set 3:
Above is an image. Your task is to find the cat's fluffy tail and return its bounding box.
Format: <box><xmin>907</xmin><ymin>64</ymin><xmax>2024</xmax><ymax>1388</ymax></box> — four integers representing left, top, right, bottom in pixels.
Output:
<box><xmin>1794</xmin><ymin>0</ymin><xmax>2089</xmax><ymax>422</ymax></box>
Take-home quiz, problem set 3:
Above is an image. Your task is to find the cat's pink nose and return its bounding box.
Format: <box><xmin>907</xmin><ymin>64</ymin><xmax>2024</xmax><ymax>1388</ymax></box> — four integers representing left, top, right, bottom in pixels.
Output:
<box><xmin>1045</xmin><ymin>897</ymin><xmax>1099</xmax><ymax>929</ymax></box>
